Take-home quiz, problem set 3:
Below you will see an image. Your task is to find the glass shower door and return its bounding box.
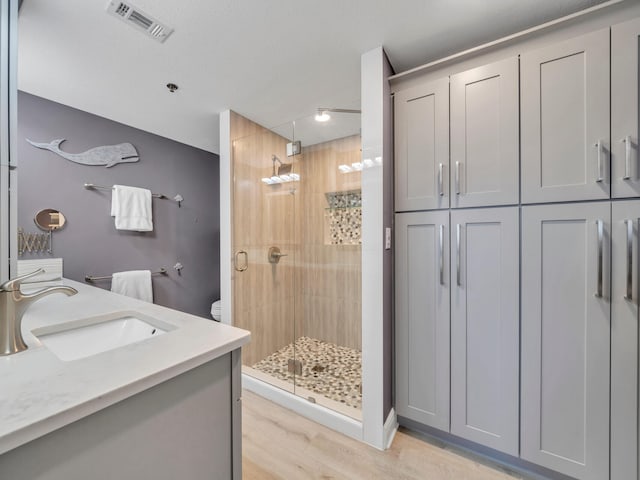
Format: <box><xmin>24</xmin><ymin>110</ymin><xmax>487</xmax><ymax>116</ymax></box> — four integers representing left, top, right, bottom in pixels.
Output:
<box><xmin>231</xmin><ymin>112</ymin><xmax>362</xmax><ymax>420</ymax></box>
<box><xmin>232</xmin><ymin>121</ymin><xmax>299</xmax><ymax>394</ymax></box>
<box><xmin>289</xmin><ymin>117</ymin><xmax>363</xmax><ymax>419</ymax></box>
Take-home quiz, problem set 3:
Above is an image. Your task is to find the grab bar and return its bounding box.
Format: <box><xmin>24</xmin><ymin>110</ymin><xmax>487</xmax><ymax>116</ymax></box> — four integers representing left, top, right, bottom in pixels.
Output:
<box><xmin>84</xmin><ymin>183</ymin><xmax>183</xmax><ymax>207</ymax></box>
<box><xmin>85</xmin><ymin>268</ymin><xmax>168</xmax><ymax>283</ymax></box>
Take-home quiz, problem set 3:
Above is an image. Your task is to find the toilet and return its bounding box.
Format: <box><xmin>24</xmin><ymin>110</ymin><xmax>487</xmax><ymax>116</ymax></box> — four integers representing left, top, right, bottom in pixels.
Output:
<box><xmin>211</xmin><ymin>299</ymin><xmax>221</xmax><ymax>321</ymax></box>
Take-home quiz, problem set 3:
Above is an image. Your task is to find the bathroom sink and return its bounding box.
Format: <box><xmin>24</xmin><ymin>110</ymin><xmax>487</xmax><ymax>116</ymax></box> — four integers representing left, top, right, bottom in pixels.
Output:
<box><xmin>32</xmin><ymin>311</ymin><xmax>175</xmax><ymax>361</ymax></box>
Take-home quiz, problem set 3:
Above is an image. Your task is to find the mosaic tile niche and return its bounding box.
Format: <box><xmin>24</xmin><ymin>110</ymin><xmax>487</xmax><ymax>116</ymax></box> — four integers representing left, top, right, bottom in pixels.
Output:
<box><xmin>324</xmin><ymin>190</ymin><xmax>362</xmax><ymax>245</ymax></box>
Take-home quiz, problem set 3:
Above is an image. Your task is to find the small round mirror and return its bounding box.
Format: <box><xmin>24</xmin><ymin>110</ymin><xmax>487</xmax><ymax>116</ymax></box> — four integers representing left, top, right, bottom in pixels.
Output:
<box><xmin>34</xmin><ymin>209</ymin><xmax>66</xmax><ymax>231</ymax></box>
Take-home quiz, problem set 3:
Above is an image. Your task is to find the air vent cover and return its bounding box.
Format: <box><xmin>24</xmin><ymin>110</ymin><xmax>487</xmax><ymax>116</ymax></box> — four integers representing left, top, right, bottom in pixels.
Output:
<box><xmin>106</xmin><ymin>1</ymin><xmax>174</xmax><ymax>43</ymax></box>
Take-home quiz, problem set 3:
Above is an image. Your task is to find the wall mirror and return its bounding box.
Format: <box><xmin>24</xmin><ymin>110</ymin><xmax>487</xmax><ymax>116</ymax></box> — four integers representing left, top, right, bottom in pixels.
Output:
<box><xmin>34</xmin><ymin>208</ymin><xmax>66</xmax><ymax>231</ymax></box>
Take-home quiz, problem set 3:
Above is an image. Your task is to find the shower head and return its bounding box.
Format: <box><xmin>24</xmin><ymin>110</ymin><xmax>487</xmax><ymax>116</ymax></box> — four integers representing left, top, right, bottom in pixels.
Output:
<box><xmin>262</xmin><ymin>154</ymin><xmax>300</xmax><ymax>184</ymax></box>
<box><xmin>278</xmin><ymin>163</ymin><xmax>292</xmax><ymax>175</ymax></box>
<box><xmin>272</xmin><ymin>154</ymin><xmax>292</xmax><ymax>176</ymax></box>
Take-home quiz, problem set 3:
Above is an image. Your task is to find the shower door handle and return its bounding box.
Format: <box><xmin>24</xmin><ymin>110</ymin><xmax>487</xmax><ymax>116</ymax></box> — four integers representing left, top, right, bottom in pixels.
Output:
<box><xmin>234</xmin><ymin>250</ymin><xmax>248</xmax><ymax>272</ymax></box>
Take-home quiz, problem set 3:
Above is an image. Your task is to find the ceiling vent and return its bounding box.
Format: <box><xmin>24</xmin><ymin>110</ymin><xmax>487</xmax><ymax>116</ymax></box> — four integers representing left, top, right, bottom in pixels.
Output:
<box><xmin>106</xmin><ymin>1</ymin><xmax>174</xmax><ymax>43</ymax></box>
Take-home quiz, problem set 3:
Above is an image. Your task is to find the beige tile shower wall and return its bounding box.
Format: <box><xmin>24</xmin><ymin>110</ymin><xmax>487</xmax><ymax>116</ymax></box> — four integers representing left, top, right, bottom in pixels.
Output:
<box><xmin>299</xmin><ymin>135</ymin><xmax>362</xmax><ymax>351</ymax></box>
<box><xmin>231</xmin><ymin>112</ymin><xmax>302</xmax><ymax>366</ymax></box>
<box><xmin>231</xmin><ymin>111</ymin><xmax>362</xmax><ymax>363</ymax></box>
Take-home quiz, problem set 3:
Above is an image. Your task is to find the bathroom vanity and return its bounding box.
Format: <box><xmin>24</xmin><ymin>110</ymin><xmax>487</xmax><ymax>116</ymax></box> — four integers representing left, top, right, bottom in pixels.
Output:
<box><xmin>0</xmin><ymin>280</ymin><xmax>249</xmax><ymax>480</ymax></box>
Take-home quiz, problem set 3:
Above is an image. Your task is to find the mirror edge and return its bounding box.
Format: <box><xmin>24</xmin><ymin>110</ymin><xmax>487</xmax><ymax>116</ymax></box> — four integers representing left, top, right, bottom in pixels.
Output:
<box><xmin>1</xmin><ymin>0</ymin><xmax>19</xmax><ymax>283</ymax></box>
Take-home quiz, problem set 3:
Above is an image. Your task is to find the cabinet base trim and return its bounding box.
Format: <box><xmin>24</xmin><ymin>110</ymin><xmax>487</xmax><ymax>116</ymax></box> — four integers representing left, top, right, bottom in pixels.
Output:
<box><xmin>398</xmin><ymin>417</ymin><xmax>575</xmax><ymax>480</ymax></box>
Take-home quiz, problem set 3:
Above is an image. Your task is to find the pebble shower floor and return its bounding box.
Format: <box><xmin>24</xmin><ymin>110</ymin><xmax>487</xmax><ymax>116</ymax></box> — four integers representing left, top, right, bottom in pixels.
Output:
<box><xmin>252</xmin><ymin>336</ymin><xmax>362</xmax><ymax>410</ymax></box>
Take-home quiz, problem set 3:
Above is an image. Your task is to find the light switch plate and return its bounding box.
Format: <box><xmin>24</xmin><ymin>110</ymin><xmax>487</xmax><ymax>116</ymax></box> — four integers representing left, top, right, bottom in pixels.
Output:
<box><xmin>385</xmin><ymin>227</ymin><xmax>392</xmax><ymax>250</ymax></box>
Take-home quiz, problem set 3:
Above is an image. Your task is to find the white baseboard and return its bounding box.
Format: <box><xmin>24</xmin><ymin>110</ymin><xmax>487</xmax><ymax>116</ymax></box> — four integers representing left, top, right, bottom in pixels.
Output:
<box><xmin>383</xmin><ymin>407</ymin><xmax>399</xmax><ymax>450</ymax></box>
<box><xmin>242</xmin><ymin>373</ymin><xmax>363</xmax><ymax>442</ymax></box>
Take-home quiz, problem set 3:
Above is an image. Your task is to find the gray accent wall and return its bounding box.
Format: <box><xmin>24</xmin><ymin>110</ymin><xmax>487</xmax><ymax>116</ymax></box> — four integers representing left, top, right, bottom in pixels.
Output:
<box><xmin>17</xmin><ymin>92</ymin><xmax>220</xmax><ymax>318</ymax></box>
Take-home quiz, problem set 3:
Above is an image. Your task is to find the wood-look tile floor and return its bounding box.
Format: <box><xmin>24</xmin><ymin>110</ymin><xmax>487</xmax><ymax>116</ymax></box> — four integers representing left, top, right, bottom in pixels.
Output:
<box><xmin>242</xmin><ymin>390</ymin><xmax>524</xmax><ymax>480</ymax></box>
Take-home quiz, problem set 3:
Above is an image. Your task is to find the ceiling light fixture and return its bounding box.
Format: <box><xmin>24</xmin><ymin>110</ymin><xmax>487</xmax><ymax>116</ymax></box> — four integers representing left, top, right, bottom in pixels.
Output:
<box><xmin>314</xmin><ymin>107</ymin><xmax>361</xmax><ymax>122</ymax></box>
<box><xmin>166</xmin><ymin>83</ymin><xmax>179</xmax><ymax>93</ymax></box>
<box><xmin>315</xmin><ymin>109</ymin><xmax>331</xmax><ymax>122</ymax></box>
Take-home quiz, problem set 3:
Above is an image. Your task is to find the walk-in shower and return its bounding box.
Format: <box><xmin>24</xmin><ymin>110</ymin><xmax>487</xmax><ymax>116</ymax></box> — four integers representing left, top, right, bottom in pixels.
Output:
<box><xmin>231</xmin><ymin>110</ymin><xmax>362</xmax><ymax>419</ymax></box>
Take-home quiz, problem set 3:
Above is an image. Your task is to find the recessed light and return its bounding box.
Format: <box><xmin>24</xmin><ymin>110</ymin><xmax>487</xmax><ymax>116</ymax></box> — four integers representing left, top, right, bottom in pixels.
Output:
<box><xmin>166</xmin><ymin>83</ymin><xmax>179</xmax><ymax>93</ymax></box>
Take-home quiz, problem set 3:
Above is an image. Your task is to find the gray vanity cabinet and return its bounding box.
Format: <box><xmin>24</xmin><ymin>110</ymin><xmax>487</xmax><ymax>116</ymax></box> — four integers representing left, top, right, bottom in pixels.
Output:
<box><xmin>449</xmin><ymin>207</ymin><xmax>519</xmax><ymax>456</ymax></box>
<box><xmin>0</xmin><ymin>351</ymin><xmax>243</xmax><ymax>480</ymax></box>
<box><xmin>395</xmin><ymin>211</ymin><xmax>450</xmax><ymax>431</ymax></box>
<box><xmin>611</xmin><ymin>200</ymin><xmax>640</xmax><ymax>480</ymax></box>
<box><xmin>521</xmin><ymin>29</ymin><xmax>610</xmax><ymax>204</ymax></box>
<box><xmin>450</xmin><ymin>58</ymin><xmax>519</xmax><ymax>208</ymax></box>
<box><xmin>612</xmin><ymin>18</ymin><xmax>640</xmax><ymax>199</ymax></box>
<box><xmin>394</xmin><ymin>78</ymin><xmax>449</xmax><ymax>212</ymax></box>
<box><xmin>521</xmin><ymin>202</ymin><xmax>610</xmax><ymax>480</ymax></box>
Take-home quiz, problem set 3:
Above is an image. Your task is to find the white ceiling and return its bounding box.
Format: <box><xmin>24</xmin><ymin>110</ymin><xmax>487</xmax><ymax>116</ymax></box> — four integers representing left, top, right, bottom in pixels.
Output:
<box><xmin>18</xmin><ymin>0</ymin><xmax>606</xmax><ymax>153</ymax></box>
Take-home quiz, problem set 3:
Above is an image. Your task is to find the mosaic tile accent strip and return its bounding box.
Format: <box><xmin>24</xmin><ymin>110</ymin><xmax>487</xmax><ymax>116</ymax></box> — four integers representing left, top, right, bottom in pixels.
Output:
<box><xmin>252</xmin><ymin>336</ymin><xmax>362</xmax><ymax>410</ymax></box>
<box><xmin>325</xmin><ymin>190</ymin><xmax>362</xmax><ymax>245</ymax></box>
<box><xmin>325</xmin><ymin>190</ymin><xmax>362</xmax><ymax>209</ymax></box>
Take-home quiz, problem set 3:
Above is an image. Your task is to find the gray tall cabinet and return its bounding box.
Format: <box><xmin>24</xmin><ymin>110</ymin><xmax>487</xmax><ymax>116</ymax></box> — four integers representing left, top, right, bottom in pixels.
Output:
<box><xmin>449</xmin><ymin>207</ymin><xmax>519</xmax><ymax>455</ymax></box>
<box><xmin>394</xmin><ymin>12</ymin><xmax>640</xmax><ymax>480</ymax></box>
<box><xmin>610</xmin><ymin>17</ymin><xmax>640</xmax><ymax>480</ymax></box>
<box><xmin>395</xmin><ymin>211</ymin><xmax>450</xmax><ymax>431</ymax></box>
<box><xmin>395</xmin><ymin>56</ymin><xmax>521</xmax><ymax>457</ymax></box>
<box><xmin>520</xmin><ymin>203</ymin><xmax>610</xmax><ymax>480</ymax></box>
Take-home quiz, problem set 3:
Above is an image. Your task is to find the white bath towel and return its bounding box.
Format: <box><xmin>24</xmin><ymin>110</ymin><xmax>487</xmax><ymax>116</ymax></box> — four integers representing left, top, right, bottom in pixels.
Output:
<box><xmin>111</xmin><ymin>270</ymin><xmax>153</xmax><ymax>303</ymax></box>
<box><xmin>111</xmin><ymin>185</ymin><xmax>153</xmax><ymax>231</ymax></box>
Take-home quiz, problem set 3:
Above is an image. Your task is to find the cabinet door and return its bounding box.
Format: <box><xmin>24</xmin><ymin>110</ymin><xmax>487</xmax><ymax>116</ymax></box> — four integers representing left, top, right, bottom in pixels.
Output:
<box><xmin>395</xmin><ymin>211</ymin><xmax>450</xmax><ymax>430</ymax></box>
<box><xmin>521</xmin><ymin>202</ymin><xmax>610</xmax><ymax>480</ymax></box>
<box><xmin>450</xmin><ymin>207</ymin><xmax>519</xmax><ymax>455</ymax></box>
<box><xmin>521</xmin><ymin>29</ymin><xmax>610</xmax><ymax>203</ymax></box>
<box><xmin>612</xmin><ymin>19</ymin><xmax>640</xmax><ymax>198</ymax></box>
<box><xmin>611</xmin><ymin>200</ymin><xmax>640</xmax><ymax>480</ymax></box>
<box><xmin>450</xmin><ymin>58</ymin><xmax>519</xmax><ymax>208</ymax></box>
<box><xmin>394</xmin><ymin>78</ymin><xmax>449</xmax><ymax>211</ymax></box>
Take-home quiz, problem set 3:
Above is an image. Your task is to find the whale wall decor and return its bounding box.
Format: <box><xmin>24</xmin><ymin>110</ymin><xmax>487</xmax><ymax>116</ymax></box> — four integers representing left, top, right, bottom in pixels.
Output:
<box><xmin>26</xmin><ymin>138</ymin><xmax>139</xmax><ymax>167</ymax></box>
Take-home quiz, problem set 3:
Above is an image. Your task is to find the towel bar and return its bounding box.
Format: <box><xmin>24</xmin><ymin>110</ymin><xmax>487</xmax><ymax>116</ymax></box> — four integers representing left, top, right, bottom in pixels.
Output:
<box><xmin>84</xmin><ymin>183</ymin><xmax>183</xmax><ymax>207</ymax></box>
<box><xmin>85</xmin><ymin>268</ymin><xmax>167</xmax><ymax>283</ymax></box>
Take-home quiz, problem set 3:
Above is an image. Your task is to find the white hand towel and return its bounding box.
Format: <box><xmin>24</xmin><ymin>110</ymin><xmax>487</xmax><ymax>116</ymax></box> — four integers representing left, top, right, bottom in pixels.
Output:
<box><xmin>111</xmin><ymin>185</ymin><xmax>153</xmax><ymax>232</ymax></box>
<box><xmin>111</xmin><ymin>270</ymin><xmax>153</xmax><ymax>303</ymax></box>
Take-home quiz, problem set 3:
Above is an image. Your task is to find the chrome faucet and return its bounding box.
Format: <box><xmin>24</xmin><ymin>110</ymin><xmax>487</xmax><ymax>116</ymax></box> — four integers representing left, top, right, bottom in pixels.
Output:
<box><xmin>0</xmin><ymin>269</ymin><xmax>78</xmax><ymax>356</ymax></box>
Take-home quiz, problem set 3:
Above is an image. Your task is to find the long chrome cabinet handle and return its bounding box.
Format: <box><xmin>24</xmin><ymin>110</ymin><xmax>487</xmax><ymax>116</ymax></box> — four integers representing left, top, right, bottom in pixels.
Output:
<box><xmin>455</xmin><ymin>161</ymin><xmax>461</xmax><ymax>195</ymax></box>
<box><xmin>625</xmin><ymin>219</ymin><xmax>633</xmax><ymax>300</ymax></box>
<box><xmin>623</xmin><ymin>136</ymin><xmax>632</xmax><ymax>180</ymax></box>
<box><xmin>595</xmin><ymin>220</ymin><xmax>603</xmax><ymax>298</ymax></box>
<box><xmin>595</xmin><ymin>141</ymin><xmax>604</xmax><ymax>183</ymax></box>
<box><xmin>456</xmin><ymin>224</ymin><xmax>461</xmax><ymax>286</ymax></box>
<box><xmin>438</xmin><ymin>163</ymin><xmax>444</xmax><ymax>197</ymax></box>
<box><xmin>234</xmin><ymin>250</ymin><xmax>248</xmax><ymax>272</ymax></box>
<box><xmin>439</xmin><ymin>224</ymin><xmax>444</xmax><ymax>285</ymax></box>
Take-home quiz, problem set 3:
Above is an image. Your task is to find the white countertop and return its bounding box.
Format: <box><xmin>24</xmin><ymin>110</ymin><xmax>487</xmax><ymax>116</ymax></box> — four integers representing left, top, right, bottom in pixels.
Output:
<box><xmin>0</xmin><ymin>279</ymin><xmax>250</xmax><ymax>455</ymax></box>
